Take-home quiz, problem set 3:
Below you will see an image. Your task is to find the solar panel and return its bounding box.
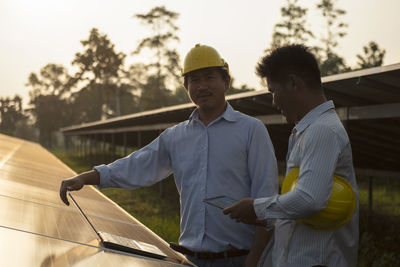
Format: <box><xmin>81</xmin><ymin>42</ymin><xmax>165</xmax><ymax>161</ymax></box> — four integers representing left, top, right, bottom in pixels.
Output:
<box><xmin>72</xmin><ymin>194</ymin><xmax>137</xmax><ymax>223</ymax></box>
<box><xmin>0</xmin><ymin>133</ymin><xmax>193</xmax><ymax>266</ymax></box>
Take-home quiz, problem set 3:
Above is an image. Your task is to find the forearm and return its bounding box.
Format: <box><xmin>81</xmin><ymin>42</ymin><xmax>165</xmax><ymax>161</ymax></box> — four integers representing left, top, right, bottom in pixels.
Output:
<box><xmin>246</xmin><ymin>226</ymin><xmax>272</xmax><ymax>267</ymax></box>
<box><xmin>94</xmin><ymin>138</ymin><xmax>172</xmax><ymax>189</ymax></box>
<box><xmin>254</xmin><ymin>187</ymin><xmax>330</xmax><ymax>221</ymax></box>
<box><xmin>79</xmin><ymin>170</ymin><xmax>100</xmax><ymax>185</ymax></box>
<box><xmin>60</xmin><ymin>170</ymin><xmax>100</xmax><ymax>205</ymax></box>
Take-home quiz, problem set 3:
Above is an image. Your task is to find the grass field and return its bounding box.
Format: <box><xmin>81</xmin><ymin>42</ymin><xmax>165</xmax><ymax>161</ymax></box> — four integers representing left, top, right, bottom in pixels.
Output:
<box><xmin>52</xmin><ymin>149</ymin><xmax>400</xmax><ymax>266</ymax></box>
<box><xmin>358</xmin><ymin>176</ymin><xmax>400</xmax><ymax>216</ymax></box>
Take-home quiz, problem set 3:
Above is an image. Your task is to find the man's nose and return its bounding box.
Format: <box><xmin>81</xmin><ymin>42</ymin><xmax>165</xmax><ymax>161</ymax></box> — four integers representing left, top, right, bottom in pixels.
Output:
<box><xmin>197</xmin><ymin>78</ymin><xmax>209</xmax><ymax>89</ymax></box>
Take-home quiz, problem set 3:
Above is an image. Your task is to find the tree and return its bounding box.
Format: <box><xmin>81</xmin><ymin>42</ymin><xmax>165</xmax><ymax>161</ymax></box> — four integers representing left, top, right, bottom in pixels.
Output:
<box><xmin>0</xmin><ymin>95</ymin><xmax>27</xmax><ymax>136</ymax></box>
<box><xmin>26</xmin><ymin>64</ymin><xmax>71</xmax><ymax>147</ymax></box>
<box><xmin>266</xmin><ymin>0</ymin><xmax>348</xmax><ymax>76</ymax></box>
<box><xmin>356</xmin><ymin>41</ymin><xmax>386</xmax><ymax>69</ymax></box>
<box><xmin>316</xmin><ymin>0</ymin><xmax>349</xmax><ymax>76</ymax></box>
<box><xmin>132</xmin><ymin>6</ymin><xmax>181</xmax><ymax>111</ymax></box>
<box><xmin>170</xmin><ymin>85</ymin><xmax>190</xmax><ymax>105</ymax></box>
<box><xmin>72</xmin><ymin>28</ymin><xmax>129</xmax><ymax>121</ymax></box>
<box><xmin>138</xmin><ymin>75</ymin><xmax>173</xmax><ymax>110</ymax></box>
<box><xmin>270</xmin><ymin>0</ymin><xmax>314</xmax><ymax>49</ymax></box>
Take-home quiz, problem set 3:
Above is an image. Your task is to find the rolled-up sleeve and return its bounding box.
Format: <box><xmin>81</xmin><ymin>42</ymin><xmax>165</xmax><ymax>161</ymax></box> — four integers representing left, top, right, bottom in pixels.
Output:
<box><xmin>95</xmin><ymin>131</ymin><xmax>172</xmax><ymax>190</ymax></box>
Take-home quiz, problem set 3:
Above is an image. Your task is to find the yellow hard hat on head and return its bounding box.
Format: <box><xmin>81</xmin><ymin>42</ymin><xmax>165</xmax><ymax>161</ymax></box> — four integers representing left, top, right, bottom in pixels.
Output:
<box><xmin>281</xmin><ymin>167</ymin><xmax>356</xmax><ymax>230</ymax></box>
<box><xmin>182</xmin><ymin>44</ymin><xmax>229</xmax><ymax>76</ymax></box>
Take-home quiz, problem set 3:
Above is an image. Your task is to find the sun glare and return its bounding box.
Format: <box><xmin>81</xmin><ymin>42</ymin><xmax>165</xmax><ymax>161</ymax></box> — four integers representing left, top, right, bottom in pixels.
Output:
<box><xmin>13</xmin><ymin>0</ymin><xmax>73</xmax><ymax>23</ymax></box>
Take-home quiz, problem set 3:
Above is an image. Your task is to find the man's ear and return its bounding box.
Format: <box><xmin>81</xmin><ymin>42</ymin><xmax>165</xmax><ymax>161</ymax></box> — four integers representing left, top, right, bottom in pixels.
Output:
<box><xmin>183</xmin><ymin>81</ymin><xmax>188</xmax><ymax>92</ymax></box>
<box><xmin>224</xmin><ymin>76</ymin><xmax>231</xmax><ymax>93</ymax></box>
<box><xmin>289</xmin><ymin>74</ymin><xmax>305</xmax><ymax>92</ymax></box>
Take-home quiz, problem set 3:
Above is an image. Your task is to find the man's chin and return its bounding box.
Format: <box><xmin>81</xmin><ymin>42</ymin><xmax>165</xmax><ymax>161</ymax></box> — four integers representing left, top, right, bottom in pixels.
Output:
<box><xmin>198</xmin><ymin>104</ymin><xmax>213</xmax><ymax>111</ymax></box>
<box><xmin>195</xmin><ymin>99</ymin><xmax>212</xmax><ymax>108</ymax></box>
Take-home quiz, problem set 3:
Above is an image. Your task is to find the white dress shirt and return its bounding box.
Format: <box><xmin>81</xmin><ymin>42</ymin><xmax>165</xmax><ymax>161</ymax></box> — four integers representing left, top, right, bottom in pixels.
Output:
<box><xmin>95</xmin><ymin>103</ymin><xmax>278</xmax><ymax>252</ymax></box>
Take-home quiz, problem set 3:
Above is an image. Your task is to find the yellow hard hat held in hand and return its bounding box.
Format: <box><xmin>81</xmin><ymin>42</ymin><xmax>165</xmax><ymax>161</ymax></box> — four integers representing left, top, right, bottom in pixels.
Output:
<box><xmin>281</xmin><ymin>167</ymin><xmax>356</xmax><ymax>230</ymax></box>
<box><xmin>182</xmin><ymin>44</ymin><xmax>229</xmax><ymax>76</ymax></box>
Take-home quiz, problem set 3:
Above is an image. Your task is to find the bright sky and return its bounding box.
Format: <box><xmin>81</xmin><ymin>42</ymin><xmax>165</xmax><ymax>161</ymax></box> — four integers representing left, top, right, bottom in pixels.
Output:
<box><xmin>1</xmin><ymin>0</ymin><xmax>399</xmax><ymax>103</ymax></box>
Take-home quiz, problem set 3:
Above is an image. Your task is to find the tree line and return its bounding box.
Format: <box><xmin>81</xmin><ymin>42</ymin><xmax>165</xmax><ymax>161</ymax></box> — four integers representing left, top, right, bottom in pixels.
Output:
<box><xmin>0</xmin><ymin>1</ymin><xmax>386</xmax><ymax>147</ymax></box>
<box><xmin>270</xmin><ymin>0</ymin><xmax>385</xmax><ymax>76</ymax></box>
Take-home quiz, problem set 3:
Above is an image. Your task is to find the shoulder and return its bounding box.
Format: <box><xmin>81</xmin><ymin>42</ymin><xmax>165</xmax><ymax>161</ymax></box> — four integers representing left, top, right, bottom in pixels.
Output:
<box><xmin>233</xmin><ymin>110</ymin><xmax>265</xmax><ymax>127</ymax></box>
<box><xmin>316</xmin><ymin>110</ymin><xmax>347</xmax><ymax>137</ymax></box>
<box><xmin>305</xmin><ymin>111</ymin><xmax>348</xmax><ymax>146</ymax></box>
<box><xmin>165</xmin><ymin>119</ymin><xmax>188</xmax><ymax>131</ymax></box>
<box><xmin>230</xmin><ymin>112</ymin><xmax>271</xmax><ymax>144</ymax></box>
<box><xmin>160</xmin><ymin>120</ymin><xmax>189</xmax><ymax>139</ymax></box>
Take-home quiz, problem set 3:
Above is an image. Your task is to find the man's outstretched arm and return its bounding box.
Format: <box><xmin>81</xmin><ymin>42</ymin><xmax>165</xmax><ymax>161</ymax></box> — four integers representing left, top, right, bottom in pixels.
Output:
<box><xmin>59</xmin><ymin>170</ymin><xmax>100</xmax><ymax>205</ymax></box>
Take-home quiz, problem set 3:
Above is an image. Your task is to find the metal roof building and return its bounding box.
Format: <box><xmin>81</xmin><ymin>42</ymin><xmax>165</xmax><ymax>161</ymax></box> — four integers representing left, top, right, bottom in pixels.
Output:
<box><xmin>0</xmin><ymin>133</ymin><xmax>192</xmax><ymax>266</ymax></box>
<box><xmin>62</xmin><ymin>63</ymin><xmax>400</xmax><ymax>177</ymax></box>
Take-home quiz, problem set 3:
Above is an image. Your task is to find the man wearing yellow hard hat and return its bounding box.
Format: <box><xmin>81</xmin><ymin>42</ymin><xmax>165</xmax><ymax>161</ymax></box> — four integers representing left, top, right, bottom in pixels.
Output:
<box><xmin>224</xmin><ymin>44</ymin><xmax>359</xmax><ymax>266</ymax></box>
<box><xmin>60</xmin><ymin>44</ymin><xmax>279</xmax><ymax>267</ymax></box>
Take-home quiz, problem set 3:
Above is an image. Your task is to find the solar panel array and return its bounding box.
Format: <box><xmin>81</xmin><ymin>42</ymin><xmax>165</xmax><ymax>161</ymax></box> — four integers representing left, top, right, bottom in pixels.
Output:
<box><xmin>0</xmin><ymin>133</ymin><xmax>192</xmax><ymax>266</ymax></box>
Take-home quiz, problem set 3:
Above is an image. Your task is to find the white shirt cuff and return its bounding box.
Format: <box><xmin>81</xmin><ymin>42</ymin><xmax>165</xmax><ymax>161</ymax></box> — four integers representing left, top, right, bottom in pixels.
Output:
<box><xmin>254</xmin><ymin>197</ymin><xmax>276</xmax><ymax>230</ymax></box>
<box><xmin>93</xmin><ymin>164</ymin><xmax>110</xmax><ymax>189</ymax></box>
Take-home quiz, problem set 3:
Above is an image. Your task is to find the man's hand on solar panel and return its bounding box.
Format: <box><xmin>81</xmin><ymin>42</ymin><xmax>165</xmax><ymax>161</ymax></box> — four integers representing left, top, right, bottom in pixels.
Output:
<box><xmin>59</xmin><ymin>170</ymin><xmax>100</xmax><ymax>205</ymax></box>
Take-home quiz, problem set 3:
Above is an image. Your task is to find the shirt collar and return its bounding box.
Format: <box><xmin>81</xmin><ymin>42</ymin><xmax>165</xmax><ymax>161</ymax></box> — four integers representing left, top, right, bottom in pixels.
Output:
<box><xmin>294</xmin><ymin>100</ymin><xmax>335</xmax><ymax>134</ymax></box>
<box><xmin>187</xmin><ymin>102</ymin><xmax>237</xmax><ymax>125</ymax></box>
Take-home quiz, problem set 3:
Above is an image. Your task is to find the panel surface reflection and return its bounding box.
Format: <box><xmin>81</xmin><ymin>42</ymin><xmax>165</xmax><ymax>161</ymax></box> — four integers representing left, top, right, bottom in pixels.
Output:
<box><xmin>0</xmin><ymin>133</ymin><xmax>191</xmax><ymax>266</ymax></box>
<box><xmin>0</xmin><ymin>227</ymin><xmax>186</xmax><ymax>267</ymax></box>
<box><xmin>0</xmin><ymin>195</ymin><xmax>98</xmax><ymax>243</ymax></box>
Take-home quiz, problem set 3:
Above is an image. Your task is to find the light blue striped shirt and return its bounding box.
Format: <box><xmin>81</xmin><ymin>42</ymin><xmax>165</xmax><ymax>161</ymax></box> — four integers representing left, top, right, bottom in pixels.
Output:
<box><xmin>95</xmin><ymin>103</ymin><xmax>278</xmax><ymax>252</ymax></box>
<box><xmin>254</xmin><ymin>101</ymin><xmax>359</xmax><ymax>267</ymax></box>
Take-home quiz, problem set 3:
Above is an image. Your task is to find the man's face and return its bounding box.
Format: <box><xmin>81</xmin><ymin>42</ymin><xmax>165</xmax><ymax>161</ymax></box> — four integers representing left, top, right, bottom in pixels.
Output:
<box><xmin>185</xmin><ymin>68</ymin><xmax>229</xmax><ymax>111</ymax></box>
<box><xmin>267</xmin><ymin>77</ymin><xmax>298</xmax><ymax>123</ymax></box>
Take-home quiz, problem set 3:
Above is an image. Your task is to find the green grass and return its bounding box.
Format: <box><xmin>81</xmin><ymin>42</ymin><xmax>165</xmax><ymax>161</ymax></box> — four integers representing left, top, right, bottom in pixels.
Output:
<box><xmin>358</xmin><ymin>176</ymin><xmax>400</xmax><ymax>216</ymax></box>
<box><xmin>356</xmin><ymin>175</ymin><xmax>400</xmax><ymax>266</ymax></box>
<box><xmin>51</xmin><ymin>148</ymin><xmax>400</xmax><ymax>266</ymax></box>
<box><xmin>51</xmin><ymin>148</ymin><xmax>93</xmax><ymax>174</ymax></box>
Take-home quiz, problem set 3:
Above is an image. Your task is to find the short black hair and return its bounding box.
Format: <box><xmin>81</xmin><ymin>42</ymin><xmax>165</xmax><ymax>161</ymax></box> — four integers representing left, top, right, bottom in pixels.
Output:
<box><xmin>183</xmin><ymin>67</ymin><xmax>229</xmax><ymax>88</ymax></box>
<box><xmin>256</xmin><ymin>44</ymin><xmax>322</xmax><ymax>89</ymax></box>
